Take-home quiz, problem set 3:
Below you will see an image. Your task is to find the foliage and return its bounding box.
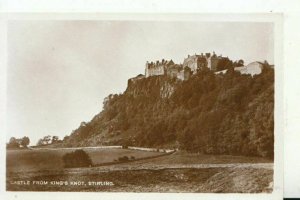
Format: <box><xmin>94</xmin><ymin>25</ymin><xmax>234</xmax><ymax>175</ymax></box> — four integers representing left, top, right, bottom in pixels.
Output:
<box><xmin>36</xmin><ymin>135</ymin><xmax>52</xmax><ymax>146</ymax></box>
<box><xmin>36</xmin><ymin>135</ymin><xmax>62</xmax><ymax>146</ymax></box>
<box><xmin>7</xmin><ymin>137</ymin><xmax>20</xmax><ymax>149</ymax></box>
<box><xmin>7</xmin><ymin>136</ymin><xmax>30</xmax><ymax>149</ymax></box>
<box><xmin>20</xmin><ymin>136</ymin><xmax>30</xmax><ymax>147</ymax></box>
<box><xmin>51</xmin><ymin>136</ymin><xmax>61</xmax><ymax>144</ymax></box>
<box><xmin>62</xmin><ymin>149</ymin><xmax>92</xmax><ymax>168</ymax></box>
<box><xmin>118</xmin><ymin>156</ymin><xmax>129</xmax><ymax>162</ymax></box>
<box><xmin>64</xmin><ymin>67</ymin><xmax>274</xmax><ymax>159</ymax></box>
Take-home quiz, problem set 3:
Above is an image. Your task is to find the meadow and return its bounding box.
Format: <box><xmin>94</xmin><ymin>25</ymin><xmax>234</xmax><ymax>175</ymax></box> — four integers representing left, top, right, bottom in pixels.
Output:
<box><xmin>6</xmin><ymin>148</ymin><xmax>273</xmax><ymax>192</ymax></box>
<box><xmin>6</xmin><ymin>147</ymin><xmax>164</xmax><ymax>173</ymax></box>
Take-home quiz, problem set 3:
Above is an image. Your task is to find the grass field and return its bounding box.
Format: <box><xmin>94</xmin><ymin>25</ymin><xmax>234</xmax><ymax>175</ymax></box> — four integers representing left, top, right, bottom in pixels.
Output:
<box><xmin>6</xmin><ymin>148</ymin><xmax>164</xmax><ymax>173</ymax></box>
<box><xmin>7</xmin><ymin>167</ymin><xmax>273</xmax><ymax>192</ymax></box>
<box><xmin>6</xmin><ymin>149</ymin><xmax>273</xmax><ymax>192</ymax></box>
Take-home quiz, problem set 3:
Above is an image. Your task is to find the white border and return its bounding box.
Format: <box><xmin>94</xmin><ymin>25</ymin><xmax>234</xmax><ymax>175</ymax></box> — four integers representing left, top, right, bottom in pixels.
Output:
<box><xmin>0</xmin><ymin>12</ymin><xmax>285</xmax><ymax>200</ymax></box>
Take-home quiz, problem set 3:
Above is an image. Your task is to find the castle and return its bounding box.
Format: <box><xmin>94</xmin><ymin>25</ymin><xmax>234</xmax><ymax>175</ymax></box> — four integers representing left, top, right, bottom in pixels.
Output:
<box><xmin>144</xmin><ymin>59</ymin><xmax>192</xmax><ymax>81</ymax></box>
<box><xmin>143</xmin><ymin>52</ymin><xmax>230</xmax><ymax>81</ymax></box>
<box><xmin>129</xmin><ymin>52</ymin><xmax>269</xmax><ymax>83</ymax></box>
<box><xmin>182</xmin><ymin>52</ymin><xmax>230</xmax><ymax>72</ymax></box>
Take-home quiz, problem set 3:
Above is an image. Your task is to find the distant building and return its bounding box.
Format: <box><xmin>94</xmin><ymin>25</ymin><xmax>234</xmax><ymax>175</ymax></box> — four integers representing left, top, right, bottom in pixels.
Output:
<box><xmin>128</xmin><ymin>53</ymin><xmax>271</xmax><ymax>84</ymax></box>
<box><xmin>177</xmin><ymin>66</ymin><xmax>192</xmax><ymax>81</ymax></box>
<box><xmin>145</xmin><ymin>59</ymin><xmax>175</xmax><ymax>77</ymax></box>
<box><xmin>166</xmin><ymin>64</ymin><xmax>182</xmax><ymax>79</ymax></box>
<box><xmin>234</xmin><ymin>61</ymin><xmax>265</xmax><ymax>76</ymax></box>
<box><xmin>182</xmin><ymin>52</ymin><xmax>231</xmax><ymax>73</ymax></box>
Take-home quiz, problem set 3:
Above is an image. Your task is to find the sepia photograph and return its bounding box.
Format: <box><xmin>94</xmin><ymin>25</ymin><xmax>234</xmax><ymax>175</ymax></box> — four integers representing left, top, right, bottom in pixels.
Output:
<box><xmin>5</xmin><ymin>15</ymin><xmax>279</xmax><ymax>194</ymax></box>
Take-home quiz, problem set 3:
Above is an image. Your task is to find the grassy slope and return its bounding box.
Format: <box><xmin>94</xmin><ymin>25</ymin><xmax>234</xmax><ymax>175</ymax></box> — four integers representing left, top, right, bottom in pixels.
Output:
<box><xmin>7</xmin><ymin>150</ymin><xmax>273</xmax><ymax>192</ymax></box>
<box><xmin>6</xmin><ymin>148</ymin><xmax>163</xmax><ymax>173</ymax></box>
<box><xmin>7</xmin><ymin>167</ymin><xmax>273</xmax><ymax>193</ymax></box>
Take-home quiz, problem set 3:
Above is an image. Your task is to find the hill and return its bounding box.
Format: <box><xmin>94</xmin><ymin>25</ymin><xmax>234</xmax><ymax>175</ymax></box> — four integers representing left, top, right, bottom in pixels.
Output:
<box><xmin>63</xmin><ymin>67</ymin><xmax>274</xmax><ymax>159</ymax></box>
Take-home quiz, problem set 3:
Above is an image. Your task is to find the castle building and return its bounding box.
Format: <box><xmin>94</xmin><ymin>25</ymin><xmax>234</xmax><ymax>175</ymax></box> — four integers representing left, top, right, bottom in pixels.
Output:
<box><xmin>177</xmin><ymin>66</ymin><xmax>192</xmax><ymax>81</ymax></box>
<box><xmin>143</xmin><ymin>52</ymin><xmax>231</xmax><ymax>81</ymax></box>
<box><xmin>145</xmin><ymin>59</ymin><xmax>175</xmax><ymax>77</ymax></box>
<box><xmin>182</xmin><ymin>52</ymin><xmax>231</xmax><ymax>73</ymax></box>
<box><xmin>128</xmin><ymin>53</ymin><xmax>271</xmax><ymax>86</ymax></box>
<box><xmin>144</xmin><ymin>58</ymin><xmax>193</xmax><ymax>81</ymax></box>
<box><xmin>166</xmin><ymin>64</ymin><xmax>183</xmax><ymax>79</ymax></box>
<box><xmin>182</xmin><ymin>53</ymin><xmax>207</xmax><ymax>72</ymax></box>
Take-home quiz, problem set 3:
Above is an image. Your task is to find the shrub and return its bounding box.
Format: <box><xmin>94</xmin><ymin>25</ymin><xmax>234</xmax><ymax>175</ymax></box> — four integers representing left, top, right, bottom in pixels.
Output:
<box><xmin>62</xmin><ymin>149</ymin><xmax>92</xmax><ymax>168</ymax></box>
<box><xmin>130</xmin><ymin>156</ymin><xmax>135</xmax><ymax>160</ymax></box>
<box><xmin>118</xmin><ymin>156</ymin><xmax>129</xmax><ymax>162</ymax></box>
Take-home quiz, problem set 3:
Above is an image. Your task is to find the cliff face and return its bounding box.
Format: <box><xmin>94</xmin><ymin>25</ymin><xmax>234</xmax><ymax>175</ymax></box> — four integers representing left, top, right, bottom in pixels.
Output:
<box><xmin>63</xmin><ymin>68</ymin><xmax>274</xmax><ymax>159</ymax></box>
<box><xmin>126</xmin><ymin>76</ymin><xmax>178</xmax><ymax>99</ymax></box>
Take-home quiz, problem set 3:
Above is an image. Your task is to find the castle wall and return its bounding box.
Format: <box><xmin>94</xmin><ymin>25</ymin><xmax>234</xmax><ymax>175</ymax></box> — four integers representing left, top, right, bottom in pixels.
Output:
<box><xmin>183</xmin><ymin>55</ymin><xmax>209</xmax><ymax>73</ymax></box>
<box><xmin>166</xmin><ymin>65</ymin><xmax>182</xmax><ymax>79</ymax></box>
<box><xmin>183</xmin><ymin>55</ymin><xmax>200</xmax><ymax>73</ymax></box>
<box><xmin>177</xmin><ymin>70</ymin><xmax>184</xmax><ymax>80</ymax></box>
<box><xmin>145</xmin><ymin>64</ymin><xmax>165</xmax><ymax>77</ymax></box>
<box><xmin>177</xmin><ymin>67</ymin><xmax>192</xmax><ymax>81</ymax></box>
<box><xmin>209</xmin><ymin>57</ymin><xmax>220</xmax><ymax>71</ymax></box>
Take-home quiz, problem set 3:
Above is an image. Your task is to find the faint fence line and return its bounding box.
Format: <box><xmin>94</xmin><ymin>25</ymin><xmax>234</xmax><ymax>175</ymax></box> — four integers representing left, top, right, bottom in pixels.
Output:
<box><xmin>93</xmin><ymin>150</ymin><xmax>176</xmax><ymax>167</ymax></box>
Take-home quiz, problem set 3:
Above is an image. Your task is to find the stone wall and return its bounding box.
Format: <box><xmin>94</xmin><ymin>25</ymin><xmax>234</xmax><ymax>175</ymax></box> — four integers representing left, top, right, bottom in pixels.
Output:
<box><xmin>145</xmin><ymin>60</ymin><xmax>174</xmax><ymax>77</ymax></box>
<box><xmin>182</xmin><ymin>55</ymin><xmax>200</xmax><ymax>72</ymax></box>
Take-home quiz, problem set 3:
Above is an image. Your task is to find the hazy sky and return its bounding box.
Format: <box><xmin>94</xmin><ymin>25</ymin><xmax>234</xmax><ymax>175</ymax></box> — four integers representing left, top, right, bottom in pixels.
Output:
<box><xmin>7</xmin><ymin>20</ymin><xmax>274</xmax><ymax>145</ymax></box>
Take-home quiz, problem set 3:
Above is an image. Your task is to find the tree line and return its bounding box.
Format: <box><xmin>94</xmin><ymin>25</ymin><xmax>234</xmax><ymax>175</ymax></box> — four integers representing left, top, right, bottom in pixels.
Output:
<box><xmin>7</xmin><ymin>135</ymin><xmax>64</xmax><ymax>149</ymax></box>
<box><xmin>7</xmin><ymin>136</ymin><xmax>30</xmax><ymax>149</ymax></box>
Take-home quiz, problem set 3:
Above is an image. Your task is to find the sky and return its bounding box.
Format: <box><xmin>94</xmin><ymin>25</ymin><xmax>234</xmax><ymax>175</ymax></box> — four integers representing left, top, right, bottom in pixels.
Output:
<box><xmin>6</xmin><ymin>20</ymin><xmax>274</xmax><ymax>145</ymax></box>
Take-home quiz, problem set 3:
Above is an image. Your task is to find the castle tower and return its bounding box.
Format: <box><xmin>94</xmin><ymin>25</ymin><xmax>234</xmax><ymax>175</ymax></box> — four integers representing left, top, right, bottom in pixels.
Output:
<box><xmin>145</xmin><ymin>61</ymin><xmax>150</xmax><ymax>77</ymax></box>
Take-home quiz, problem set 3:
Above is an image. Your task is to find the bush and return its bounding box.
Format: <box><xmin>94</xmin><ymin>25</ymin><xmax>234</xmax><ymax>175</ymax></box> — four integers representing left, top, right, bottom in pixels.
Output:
<box><xmin>62</xmin><ymin>149</ymin><xmax>92</xmax><ymax>168</ymax></box>
<box><xmin>130</xmin><ymin>156</ymin><xmax>135</xmax><ymax>160</ymax></box>
<box><xmin>118</xmin><ymin>156</ymin><xmax>129</xmax><ymax>162</ymax></box>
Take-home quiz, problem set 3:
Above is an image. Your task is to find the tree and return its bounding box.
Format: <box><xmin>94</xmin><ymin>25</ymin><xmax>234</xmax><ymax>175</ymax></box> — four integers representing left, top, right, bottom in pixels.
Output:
<box><xmin>7</xmin><ymin>136</ymin><xmax>30</xmax><ymax>148</ymax></box>
<box><xmin>51</xmin><ymin>136</ymin><xmax>59</xmax><ymax>144</ymax></box>
<box><xmin>36</xmin><ymin>139</ymin><xmax>44</xmax><ymax>146</ymax></box>
<box><xmin>20</xmin><ymin>136</ymin><xmax>30</xmax><ymax>148</ymax></box>
<box><xmin>63</xmin><ymin>135</ymin><xmax>70</xmax><ymax>141</ymax></box>
<box><xmin>43</xmin><ymin>135</ymin><xmax>52</xmax><ymax>144</ymax></box>
<box><xmin>62</xmin><ymin>149</ymin><xmax>92</xmax><ymax>168</ymax></box>
<box><xmin>7</xmin><ymin>137</ymin><xmax>20</xmax><ymax>149</ymax></box>
<box><xmin>238</xmin><ymin>59</ymin><xmax>244</xmax><ymax>66</ymax></box>
<box><xmin>36</xmin><ymin>135</ymin><xmax>52</xmax><ymax>146</ymax></box>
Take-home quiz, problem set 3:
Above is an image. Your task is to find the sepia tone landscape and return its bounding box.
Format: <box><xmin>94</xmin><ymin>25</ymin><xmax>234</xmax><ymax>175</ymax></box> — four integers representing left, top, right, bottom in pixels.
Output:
<box><xmin>6</xmin><ymin>21</ymin><xmax>274</xmax><ymax>193</ymax></box>
<box><xmin>7</xmin><ymin>52</ymin><xmax>274</xmax><ymax>192</ymax></box>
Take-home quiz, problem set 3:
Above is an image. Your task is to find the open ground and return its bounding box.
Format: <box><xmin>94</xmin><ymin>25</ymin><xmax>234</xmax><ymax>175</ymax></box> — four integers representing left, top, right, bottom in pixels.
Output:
<box><xmin>6</xmin><ymin>147</ymin><xmax>273</xmax><ymax>193</ymax></box>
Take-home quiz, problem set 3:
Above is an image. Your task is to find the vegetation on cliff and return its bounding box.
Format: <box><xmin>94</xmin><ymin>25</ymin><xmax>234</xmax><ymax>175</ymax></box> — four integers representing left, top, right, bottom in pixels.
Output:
<box><xmin>64</xmin><ymin>67</ymin><xmax>274</xmax><ymax>159</ymax></box>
